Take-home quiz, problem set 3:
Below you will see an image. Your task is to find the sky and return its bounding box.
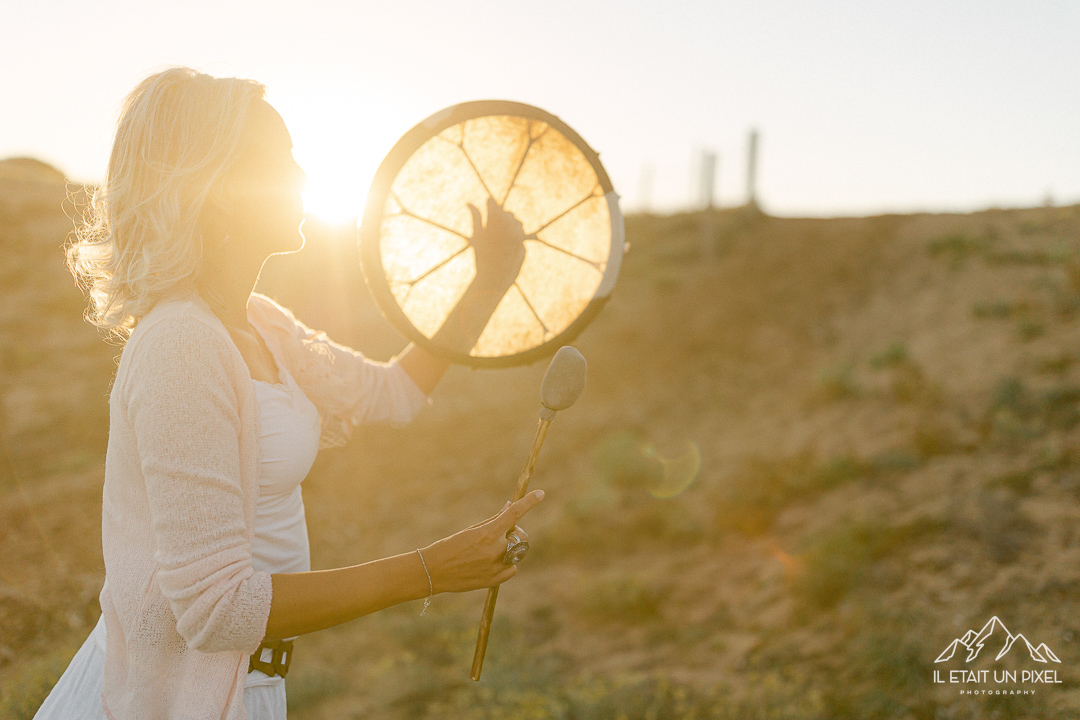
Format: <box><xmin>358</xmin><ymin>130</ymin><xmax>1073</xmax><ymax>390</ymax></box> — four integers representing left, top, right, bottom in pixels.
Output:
<box><xmin>2</xmin><ymin>0</ymin><xmax>1078</xmax><ymax>219</ymax></box>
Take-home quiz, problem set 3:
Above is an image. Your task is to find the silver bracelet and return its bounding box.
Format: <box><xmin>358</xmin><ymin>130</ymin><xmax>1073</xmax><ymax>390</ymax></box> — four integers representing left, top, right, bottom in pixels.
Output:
<box><xmin>415</xmin><ymin>548</ymin><xmax>433</xmax><ymax>616</ymax></box>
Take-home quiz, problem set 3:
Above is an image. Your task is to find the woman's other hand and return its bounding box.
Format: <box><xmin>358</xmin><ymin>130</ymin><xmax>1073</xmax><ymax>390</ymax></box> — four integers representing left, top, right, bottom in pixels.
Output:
<box><xmin>264</xmin><ymin>490</ymin><xmax>543</xmax><ymax>639</ymax></box>
<box><xmin>421</xmin><ymin>490</ymin><xmax>544</xmax><ymax>593</ymax></box>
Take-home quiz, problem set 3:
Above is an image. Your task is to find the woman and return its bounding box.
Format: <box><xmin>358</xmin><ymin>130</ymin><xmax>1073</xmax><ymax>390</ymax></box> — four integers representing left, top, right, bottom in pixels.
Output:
<box><xmin>35</xmin><ymin>67</ymin><xmax>543</xmax><ymax>719</ymax></box>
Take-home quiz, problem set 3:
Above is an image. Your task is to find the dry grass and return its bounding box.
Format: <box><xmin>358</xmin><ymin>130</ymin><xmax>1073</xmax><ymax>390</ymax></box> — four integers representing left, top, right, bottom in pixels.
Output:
<box><xmin>4</xmin><ymin>157</ymin><xmax>1080</xmax><ymax>717</ymax></box>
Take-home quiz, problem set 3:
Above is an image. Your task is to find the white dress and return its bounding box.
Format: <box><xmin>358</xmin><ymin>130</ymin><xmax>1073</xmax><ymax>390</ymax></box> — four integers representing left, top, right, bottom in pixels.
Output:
<box><xmin>34</xmin><ymin>365</ymin><xmax>322</xmax><ymax>719</ymax></box>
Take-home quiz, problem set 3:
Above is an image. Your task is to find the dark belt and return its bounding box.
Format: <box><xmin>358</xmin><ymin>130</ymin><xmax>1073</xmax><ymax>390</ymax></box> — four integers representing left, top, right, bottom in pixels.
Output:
<box><xmin>248</xmin><ymin>638</ymin><xmax>294</xmax><ymax>678</ymax></box>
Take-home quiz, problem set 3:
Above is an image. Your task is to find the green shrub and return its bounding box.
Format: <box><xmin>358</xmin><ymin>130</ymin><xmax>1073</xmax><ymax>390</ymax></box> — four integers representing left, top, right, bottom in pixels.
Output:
<box><xmin>793</xmin><ymin>521</ymin><xmax>903</xmax><ymax>612</ymax></box>
<box><xmin>285</xmin><ymin>669</ymin><xmax>345</xmax><ymax>712</ymax></box>
<box><xmin>1016</xmin><ymin>317</ymin><xmax>1045</xmax><ymax>341</ymax></box>
<box><xmin>988</xmin><ymin>469</ymin><xmax>1034</xmax><ymax>494</ymax></box>
<box><xmin>927</xmin><ymin>232</ymin><xmax>984</xmax><ymax>267</ymax></box>
<box><xmin>1034</xmin><ymin>352</ymin><xmax>1074</xmax><ymax>374</ymax></box>
<box><xmin>0</xmin><ymin>651</ymin><xmax>74</xmax><ymax>720</ymax></box>
<box><xmin>975</xmin><ymin>490</ymin><xmax>1032</xmax><ymax>564</ymax></box>
<box><xmin>972</xmin><ymin>300</ymin><xmax>1016</xmax><ymax>319</ymax></box>
<box><xmin>867</xmin><ymin>341</ymin><xmax>907</xmax><ymax>369</ymax></box>
<box><xmin>986</xmin><ymin>376</ymin><xmax>1080</xmax><ymax>439</ymax></box>
<box><xmin>912</xmin><ymin>417</ymin><xmax>960</xmax><ymax>457</ymax></box>
<box><xmin>823</xmin><ymin>611</ymin><xmax>932</xmax><ymax>720</ymax></box>
<box><xmin>867</xmin><ymin>450</ymin><xmax>922</xmax><ymax>474</ymax></box>
<box><xmin>716</xmin><ymin>454</ymin><xmax>885</xmax><ymax>536</ymax></box>
<box><xmin>815</xmin><ymin>364</ymin><xmax>858</xmax><ymax>402</ymax></box>
<box><xmin>424</xmin><ymin>670</ymin><xmax>827</xmax><ymax>720</ymax></box>
<box><xmin>986</xmin><ymin>249</ymin><xmax>1052</xmax><ymax>265</ymax></box>
<box><xmin>795</xmin><ymin>456</ymin><xmax>868</xmax><ymax>493</ymax></box>
<box><xmin>889</xmin><ymin>361</ymin><xmax>943</xmax><ymax>406</ymax></box>
<box><xmin>715</xmin><ymin>455</ymin><xmax>811</xmax><ymax>535</ymax></box>
<box><xmin>1039</xmin><ymin>384</ymin><xmax>1080</xmax><ymax>429</ymax></box>
<box><xmin>582</xmin><ymin>576</ymin><xmax>668</xmax><ymax>624</ymax></box>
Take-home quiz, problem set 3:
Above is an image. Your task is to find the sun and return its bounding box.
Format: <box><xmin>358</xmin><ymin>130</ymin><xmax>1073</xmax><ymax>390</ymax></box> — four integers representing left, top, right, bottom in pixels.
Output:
<box><xmin>292</xmin><ymin>131</ymin><xmax>377</xmax><ymax>226</ymax></box>
<box><xmin>272</xmin><ymin>89</ymin><xmax>413</xmax><ymax>227</ymax></box>
<box><xmin>301</xmin><ymin>168</ymin><xmax>364</xmax><ymax>226</ymax></box>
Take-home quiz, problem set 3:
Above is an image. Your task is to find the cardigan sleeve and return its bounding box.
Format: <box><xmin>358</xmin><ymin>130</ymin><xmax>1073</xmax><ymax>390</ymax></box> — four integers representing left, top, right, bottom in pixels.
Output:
<box><xmin>252</xmin><ymin>293</ymin><xmax>432</xmax><ymax>427</ymax></box>
<box><xmin>124</xmin><ymin>315</ymin><xmax>273</xmax><ymax>655</ymax></box>
<box><xmin>304</xmin><ymin>332</ymin><xmax>431</xmax><ymax>426</ymax></box>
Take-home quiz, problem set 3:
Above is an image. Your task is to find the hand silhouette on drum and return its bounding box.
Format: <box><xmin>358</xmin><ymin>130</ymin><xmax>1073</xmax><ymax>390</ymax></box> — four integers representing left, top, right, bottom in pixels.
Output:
<box><xmin>467</xmin><ymin>197</ymin><xmax>526</xmax><ymax>297</ymax></box>
<box><xmin>429</xmin><ymin>198</ymin><xmax>526</xmax><ymax>355</ymax></box>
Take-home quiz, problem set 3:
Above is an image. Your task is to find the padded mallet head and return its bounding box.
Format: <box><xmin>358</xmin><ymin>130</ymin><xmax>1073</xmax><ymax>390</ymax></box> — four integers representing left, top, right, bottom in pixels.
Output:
<box><xmin>539</xmin><ymin>346</ymin><xmax>587</xmax><ymax>419</ymax></box>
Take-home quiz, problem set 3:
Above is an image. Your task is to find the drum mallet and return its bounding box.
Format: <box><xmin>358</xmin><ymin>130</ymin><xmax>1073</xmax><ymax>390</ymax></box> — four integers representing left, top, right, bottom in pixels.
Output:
<box><xmin>470</xmin><ymin>345</ymin><xmax>587</xmax><ymax>681</ymax></box>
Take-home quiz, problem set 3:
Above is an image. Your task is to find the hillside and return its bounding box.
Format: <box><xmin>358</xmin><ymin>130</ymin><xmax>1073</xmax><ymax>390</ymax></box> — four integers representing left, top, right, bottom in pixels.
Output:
<box><xmin>2</xmin><ymin>157</ymin><xmax>1080</xmax><ymax>718</ymax></box>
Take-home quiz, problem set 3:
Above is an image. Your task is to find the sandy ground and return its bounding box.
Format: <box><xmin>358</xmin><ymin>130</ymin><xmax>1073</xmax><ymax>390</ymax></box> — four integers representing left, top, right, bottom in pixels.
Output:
<box><xmin>3</xmin><ymin>157</ymin><xmax>1080</xmax><ymax>718</ymax></box>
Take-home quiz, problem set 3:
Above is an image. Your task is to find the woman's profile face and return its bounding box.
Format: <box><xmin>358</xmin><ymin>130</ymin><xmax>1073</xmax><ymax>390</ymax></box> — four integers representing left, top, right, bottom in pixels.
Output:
<box><xmin>219</xmin><ymin>100</ymin><xmax>307</xmax><ymax>257</ymax></box>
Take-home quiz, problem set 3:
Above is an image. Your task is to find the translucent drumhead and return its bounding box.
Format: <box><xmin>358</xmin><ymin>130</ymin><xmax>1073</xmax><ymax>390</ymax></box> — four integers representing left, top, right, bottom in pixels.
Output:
<box><xmin>360</xmin><ymin>101</ymin><xmax>624</xmax><ymax>368</ymax></box>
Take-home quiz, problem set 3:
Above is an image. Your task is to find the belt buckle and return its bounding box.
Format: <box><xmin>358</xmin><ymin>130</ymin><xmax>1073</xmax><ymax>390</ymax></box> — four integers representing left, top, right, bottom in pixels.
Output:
<box><xmin>248</xmin><ymin>639</ymin><xmax>294</xmax><ymax>678</ymax></box>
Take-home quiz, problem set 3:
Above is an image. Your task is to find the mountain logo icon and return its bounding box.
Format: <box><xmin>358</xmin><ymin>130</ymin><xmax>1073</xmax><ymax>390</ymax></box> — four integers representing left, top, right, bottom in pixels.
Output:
<box><xmin>935</xmin><ymin>616</ymin><xmax>1061</xmax><ymax>664</ymax></box>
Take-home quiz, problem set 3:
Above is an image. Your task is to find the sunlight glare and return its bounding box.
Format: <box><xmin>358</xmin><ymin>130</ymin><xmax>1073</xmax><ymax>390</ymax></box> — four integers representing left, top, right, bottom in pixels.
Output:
<box><xmin>302</xmin><ymin>173</ymin><xmax>363</xmax><ymax>225</ymax></box>
<box><xmin>269</xmin><ymin>86</ymin><xmax>415</xmax><ymax>226</ymax></box>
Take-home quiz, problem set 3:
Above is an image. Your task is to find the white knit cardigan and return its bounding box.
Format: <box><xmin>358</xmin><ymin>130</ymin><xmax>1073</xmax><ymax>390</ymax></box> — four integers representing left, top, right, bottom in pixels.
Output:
<box><xmin>98</xmin><ymin>290</ymin><xmax>430</xmax><ymax>720</ymax></box>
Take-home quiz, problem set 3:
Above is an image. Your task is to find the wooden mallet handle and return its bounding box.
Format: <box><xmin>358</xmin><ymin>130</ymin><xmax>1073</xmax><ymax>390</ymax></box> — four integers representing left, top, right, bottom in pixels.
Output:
<box><xmin>470</xmin><ymin>346</ymin><xmax>586</xmax><ymax>681</ymax></box>
<box><xmin>470</xmin><ymin>415</ymin><xmax>550</xmax><ymax>680</ymax></box>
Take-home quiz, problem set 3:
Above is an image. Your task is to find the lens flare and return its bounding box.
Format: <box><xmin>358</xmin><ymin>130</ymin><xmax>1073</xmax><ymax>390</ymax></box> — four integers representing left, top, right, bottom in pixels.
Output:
<box><xmin>644</xmin><ymin>439</ymin><xmax>702</xmax><ymax>499</ymax></box>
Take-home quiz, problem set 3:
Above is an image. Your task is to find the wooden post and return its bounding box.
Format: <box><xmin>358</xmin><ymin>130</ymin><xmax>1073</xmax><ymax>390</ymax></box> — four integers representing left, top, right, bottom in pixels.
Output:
<box><xmin>638</xmin><ymin>163</ymin><xmax>654</xmax><ymax>213</ymax></box>
<box><xmin>700</xmin><ymin>151</ymin><xmax>717</xmax><ymax>210</ymax></box>
<box><xmin>698</xmin><ymin>149</ymin><xmax>719</xmax><ymax>258</ymax></box>
<box><xmin>746</xmin><ymin>129</ymin><xmax>759</xmax><ymax>208</ymax></box>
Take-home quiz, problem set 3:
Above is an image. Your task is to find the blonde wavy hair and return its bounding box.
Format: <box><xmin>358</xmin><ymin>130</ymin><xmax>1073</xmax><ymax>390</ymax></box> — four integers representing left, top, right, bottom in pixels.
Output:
<box><xmin>67</xmin><ymin>67</ymin><xmax>266</xmax><ymax>339</ymax></box>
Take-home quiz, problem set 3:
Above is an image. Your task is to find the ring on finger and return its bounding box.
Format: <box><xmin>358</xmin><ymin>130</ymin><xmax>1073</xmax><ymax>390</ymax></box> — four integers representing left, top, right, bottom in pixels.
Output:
<box><xmin>503</xmin><ymin>534</ymin><xmax>529</xmax><ymax>565</ymax></box>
